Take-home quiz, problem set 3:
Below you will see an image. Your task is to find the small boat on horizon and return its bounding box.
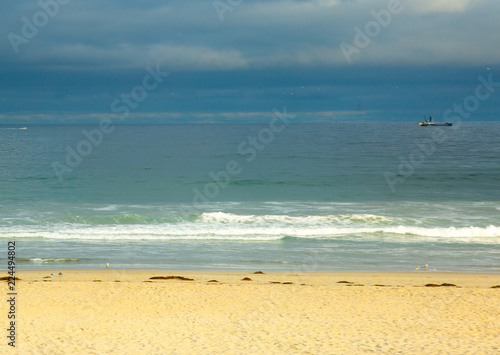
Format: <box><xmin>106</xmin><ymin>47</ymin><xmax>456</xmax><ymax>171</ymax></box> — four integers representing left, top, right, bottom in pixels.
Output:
<box><xmin>418</xmin><ymin>116</ymin><xmax>452</xmax><ymax>126</ymax></box>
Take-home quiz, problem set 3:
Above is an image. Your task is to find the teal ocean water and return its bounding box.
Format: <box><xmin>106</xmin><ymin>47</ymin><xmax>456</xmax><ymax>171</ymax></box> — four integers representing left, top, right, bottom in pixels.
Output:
<box><xmin>1</xmin><ymin>122</ymin><xmax>499</xmax><ymax>272</ymax></box>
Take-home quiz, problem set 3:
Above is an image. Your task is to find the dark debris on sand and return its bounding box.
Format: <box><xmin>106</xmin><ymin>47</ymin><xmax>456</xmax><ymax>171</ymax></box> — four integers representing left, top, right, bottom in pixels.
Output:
<box><xmin>269</xmin><ymin>281</ymin><xmax>293</xmax><ymax>284</ymax></box>
<box><xmin>150</xmin><ymin>276</ymin><xmax>194</xmax><ymax>281</ymax></box>
<box><xmin>1</xmin><ymin>276</ymin><xmax>21</xmax><ymax>281</ymax></box>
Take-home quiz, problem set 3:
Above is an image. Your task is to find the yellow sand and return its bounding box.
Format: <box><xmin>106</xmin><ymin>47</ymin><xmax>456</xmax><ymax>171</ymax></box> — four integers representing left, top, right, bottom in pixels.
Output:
<box><xmin>2</xmin><ymin>270</ymin><xmax>499</xmax><ymax>354</ymax></box>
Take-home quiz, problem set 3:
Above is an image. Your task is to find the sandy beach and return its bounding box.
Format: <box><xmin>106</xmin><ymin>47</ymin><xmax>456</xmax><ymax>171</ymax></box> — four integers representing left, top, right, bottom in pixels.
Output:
<box><xmin>3</xmin><ymin>270</ymin><xmax>499</xmax><ymax>354</ymax></box>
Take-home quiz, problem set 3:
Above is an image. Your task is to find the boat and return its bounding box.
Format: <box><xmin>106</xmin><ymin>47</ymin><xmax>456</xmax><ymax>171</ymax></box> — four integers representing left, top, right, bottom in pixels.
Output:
<box><xmin>419</xmin><ymin>122</ymin><xmax>452</xmax><ymax>126</ymax></box>
<box><xmin>418</xmin><ymin>116</ymin><xmax>452</xmax><ymax>126</ymax></box>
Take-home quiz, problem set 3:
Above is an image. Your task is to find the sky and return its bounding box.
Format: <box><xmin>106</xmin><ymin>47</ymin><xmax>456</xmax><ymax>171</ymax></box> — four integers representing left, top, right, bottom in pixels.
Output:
<box><xmin>1</xmin><ymin>0</ymin><xmax>499</xmax><ymax>124</ymax></box>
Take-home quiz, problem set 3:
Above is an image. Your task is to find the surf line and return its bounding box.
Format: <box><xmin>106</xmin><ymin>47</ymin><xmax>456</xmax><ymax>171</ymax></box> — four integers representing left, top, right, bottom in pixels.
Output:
<box><xmin>191</xmin><ymin>107</ymin><xmax>294</xmax><ymax>209</ymax></box>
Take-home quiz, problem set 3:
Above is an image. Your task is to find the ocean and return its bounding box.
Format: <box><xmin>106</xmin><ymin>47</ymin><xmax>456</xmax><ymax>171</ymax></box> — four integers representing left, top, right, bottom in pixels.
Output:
<box><xmin>1</xmin><ymin>121</ymin><xmax>499</xmax><ymax>272</ymax></box>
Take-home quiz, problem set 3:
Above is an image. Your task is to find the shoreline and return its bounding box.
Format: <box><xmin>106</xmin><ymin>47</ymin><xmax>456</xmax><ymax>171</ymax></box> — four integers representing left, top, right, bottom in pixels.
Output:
<box><xmin>4</xmin><ymin>270</ymin><xmax>500</xmax><ymax>354</ymax></box>
<box><xmin>15</xmin><ymin>269</ymin><xmax>500</xmax><ymax>275</ymax></box>
<box><xmin>13</xmin><ymin>269</ymin><xmax>500</xmax><ymax>283</ymax></box>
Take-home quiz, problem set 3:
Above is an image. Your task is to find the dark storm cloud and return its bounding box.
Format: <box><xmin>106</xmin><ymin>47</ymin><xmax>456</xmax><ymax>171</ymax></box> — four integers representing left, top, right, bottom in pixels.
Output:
<box><xmin>1</xmin><ymin>0</ymin><xmax>499</xmax><ymax>123</ymax></box>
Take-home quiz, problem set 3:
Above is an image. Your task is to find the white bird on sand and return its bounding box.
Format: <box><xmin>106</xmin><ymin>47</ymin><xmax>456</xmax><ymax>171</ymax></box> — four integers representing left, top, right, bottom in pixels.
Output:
<box><xmin>106</xmin><ymin>263</ymin><xmax>110</xmax><ymax>268</ymax></box>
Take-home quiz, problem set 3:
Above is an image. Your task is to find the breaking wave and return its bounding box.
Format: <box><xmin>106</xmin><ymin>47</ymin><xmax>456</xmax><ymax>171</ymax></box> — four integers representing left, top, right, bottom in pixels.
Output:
<box><xmin>1</xmin><ymin>212</ymin><xmax>499</xmax><ymax>243</ymax></box>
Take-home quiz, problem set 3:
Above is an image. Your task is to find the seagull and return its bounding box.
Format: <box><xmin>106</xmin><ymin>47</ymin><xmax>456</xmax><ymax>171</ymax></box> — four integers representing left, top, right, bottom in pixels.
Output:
<box><xmin>106</xmin><ymin>263</ymin><xmax>110</xmax><ymax>268</ymax></box>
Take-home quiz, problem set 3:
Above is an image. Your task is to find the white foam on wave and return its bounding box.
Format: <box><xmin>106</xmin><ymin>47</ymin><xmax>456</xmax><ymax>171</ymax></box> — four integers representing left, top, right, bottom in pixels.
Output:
<box><xmin>199</xmin><ymin>212</ymin><xmax>397</xmax><ymax>225</ymax></box>
<box><xmin>91</xmin><ymin>205</ymin><xmax>119</xmax><ymax>211</ymax></box>
<box><xmin>2</xmin><ymin>209</ymin><xmax>498</xmax><ymax>242</ymax></box>
<box><xmin>3</xmin><ymin>219</ymin><xmax>500</xmax><ymax>243</ymax></box>
<box><xmin>383</xmin><ymin>225</ymin><xmax>500</xmax><ymax>238</ymax></box>
<box><xmin>26</xmin><ymin>258</ymin><xmax>79</xmax><ymax>263</ymax></box>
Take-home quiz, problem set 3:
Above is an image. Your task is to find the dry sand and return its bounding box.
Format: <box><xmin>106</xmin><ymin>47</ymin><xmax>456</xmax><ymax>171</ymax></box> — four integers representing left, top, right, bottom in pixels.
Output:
<box><xmin>2</xmin><ymin>270</ymin><xmax>499</xmax><ymax>354</ymax></box>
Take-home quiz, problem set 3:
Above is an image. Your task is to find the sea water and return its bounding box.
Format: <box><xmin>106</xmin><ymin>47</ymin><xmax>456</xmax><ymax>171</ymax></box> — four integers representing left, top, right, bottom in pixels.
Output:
<box><xmin>1</xmin><ymin>122</ymin><xmax>499</xmax><ymax>272</ymax></box>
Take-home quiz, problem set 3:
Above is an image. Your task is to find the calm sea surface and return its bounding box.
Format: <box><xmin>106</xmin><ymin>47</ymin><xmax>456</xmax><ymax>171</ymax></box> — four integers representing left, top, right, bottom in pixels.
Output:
<box><xmin>1</xmin><ymin>122</ymin><xmax>499</xmax><ymax>272</ymax></box>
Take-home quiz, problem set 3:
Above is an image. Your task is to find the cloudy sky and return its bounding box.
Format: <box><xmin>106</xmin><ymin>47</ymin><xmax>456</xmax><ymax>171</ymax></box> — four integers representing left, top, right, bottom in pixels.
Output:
<box><xmin>1</xmin><ymin>0</ymin><xmax>499</xmax><ymax>124</ymax></box>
